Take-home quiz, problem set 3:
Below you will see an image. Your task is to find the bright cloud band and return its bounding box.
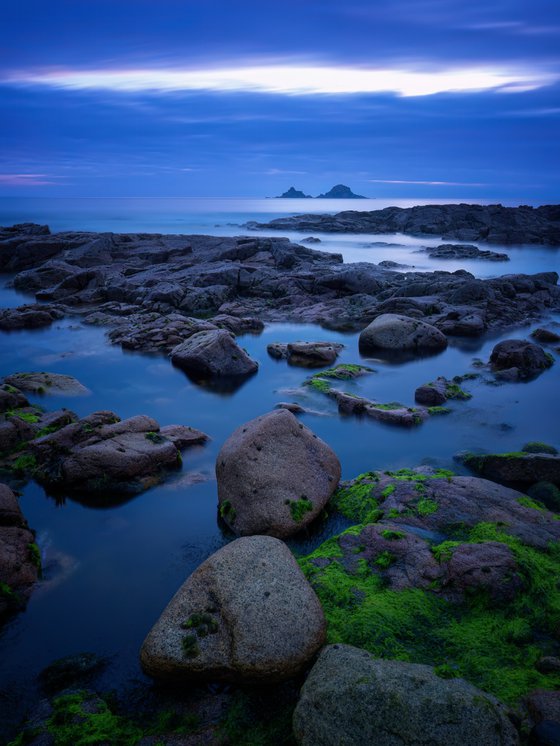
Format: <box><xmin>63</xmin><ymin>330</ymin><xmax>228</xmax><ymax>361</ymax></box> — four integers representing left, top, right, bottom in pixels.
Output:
<box><xmin>4</xmin><ymin>64</ymin><xmax>555</xmax><ymax>97</ymax></box>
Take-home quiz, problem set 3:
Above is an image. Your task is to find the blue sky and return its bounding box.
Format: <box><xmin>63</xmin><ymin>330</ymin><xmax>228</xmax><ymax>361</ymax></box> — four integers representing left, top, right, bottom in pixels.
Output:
<box><xmin>1</xmin><ymin>0</ymin><xmax>559</xmax><ymax>200</ymax></box>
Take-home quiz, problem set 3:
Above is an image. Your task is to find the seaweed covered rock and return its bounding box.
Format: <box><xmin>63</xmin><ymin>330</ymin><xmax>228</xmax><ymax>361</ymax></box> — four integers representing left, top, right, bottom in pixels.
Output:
<box><xmin>293</xmin><ymin>644</ymin><xmax>519</xmax><ymax>746</ymax></box>
<box><xmin>216</xmin><ymin>409</ymin><xmax>340</xmax><ymax>538</ymax></box>
<box><xmin>4</xmin><ymin>372</ymin><xmax>90</xmax><ymax>396</ymax></box>
<box><xmin>171</xmin><ymin>329</ymin><xmax>258</xmax><ymax>378</ymax></box>
<box><xmin>140</xmin><ymin>536</ymin><xmax>326</xmax><ymax>683</ymax></box>
<box><xmin>359</xmin><ymin>313</ymin><xmax>447</xmax><ymax>354</ymax></box>
<box><xmin>30</xmin><ymin>412</ymin><xmax>208</xmax><ymax>496</ymax></box>
<box><xmin>0</xmin><ymin>483</ymin><xmax>40</xmax><ymax>621</ymax></box>
<box><xmin>459</xmin><ymin>451</ymin><xmax>560</xmax><ymax>488</ymax></box>
<box><xmin>490</xmin><ymin>339</ymin><xmax>553</xmax><ymax>381</ymax></box>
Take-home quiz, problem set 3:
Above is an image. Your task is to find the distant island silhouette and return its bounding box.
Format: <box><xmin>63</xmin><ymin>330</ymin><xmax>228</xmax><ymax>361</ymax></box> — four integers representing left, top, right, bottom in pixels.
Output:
<box><xmin>277</xmin><ymin>184</ymin><xmax>367</xmax><ymax>199</ymax></box>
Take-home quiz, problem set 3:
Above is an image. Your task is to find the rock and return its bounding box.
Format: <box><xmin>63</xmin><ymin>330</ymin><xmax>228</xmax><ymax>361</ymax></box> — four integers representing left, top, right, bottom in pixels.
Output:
<box><xmin>275</xmin><ymin>402</ymin><xmax>306</xmax><ymax>414</ymax></box>
<box><xmin>277</xmin><ymin>187</ymin><xmax>312</xmax><ymax>198</ymax></box>
<box><xmin>30</xmin><ymin>412</ymin><xmax>208</xmax><ymax>496</ymax></box>
<box><xmin>171</xmin><ymin>329</ymin><xmax>258</xmax><ymax>378</ymax></box>
<box><xmin>460</xmin><ymin>451</ymin><xmax>560</xmax><ymax>487</ymax></box>
<box><xmin>316</xmin><ymin>184</ymin><xmax>366</xmax><ymax>199</ymax></box>
<box><xmin>211</xmin><ymin>314</ymin><xmax>264</xmax><ymax>335</ymax></box>
<box><xmin>535</xmin><ymin>657</ymin><xmax>560</xmax><ymax>674</ymax></box>
<box><xmin>0</xmin><ymin>304</ymin><xmax>63</xmax><ymax>331</ymax></box>
<box><xmin>415</xmin><ymin>382</ymin><xmax>447</xmax><ymax>405</ymax></box>
<box><xmin>140</xmin><ymin>536</ymin><xmax>326</xmax><ymax>683</ymax></box>
<box><xmin>159</xmin><ymin>425</ymin><xmax>209</xmax><ymax>449</ymax></box>
<box><xmin>359</xmin><ymin>314</ymin><xmax>447</xmax><ymax>353</ymax></box>
<box><xmin>0</xmin><ymin>483</ymin><xmax>40</xmax><ymax>621</ymax></box>
<box><xmin>0</xmin><ymin>383</ymin><xmax>29</xmax><ymax>412</ymax></box>
<box><xmin>490</xmin><ymin>340</ymin><xmax>553</xmax><ymax>380</ymax></box>
<box><xmin>39</xmin><ymin>652</ymin><xmax>108</xmax><ymax>693</ymax></box>
<box><xmin>215</xmin><ymin>410</ymin><xmax>340</xmax><ymax>538</ymax></box>
<box><xmin>378</xmin><ymin>260</ymin><xmax>412</xmax><ymax>269</ymax></box>
<box><xmin>424</xmin><ymin>244</ymin><xmax>509</xmax><ymax>261</ymax></box>
<box><xmin>523</xmin><ymin>442</ymin><xmax>558</xmax><ymax>455</ymax></box>
<box><xmin>531</xmin><ymin>328</ymin><xmax>560</xmax><ymax>344</ymax></box>
<box><xmin>341</xmin><ymin>469</ymin><xmax>560</xmax><ymax>549</ymax></box>
<box><xmin>267</xmin><ymin>341</ymin><xmax>343</xmax><ymax>367</ymax></box>
<box><xmin>526</xmin><ymin>690</ymin><xmax>560</xmax><ymax>725</ymax></box>
<box><xmin>4</xmin><ymin>372</ymin><xmax>90</xmax><ymax>396</ymax></box>
<box><xmin>527</xmin><ymin>482</ymin><xmax>560</xmax><ymax>512</ymax></box>
<box><xmin>108</xmin><ymin>313</ymin><xmax>218</xmax><ymax>353</ymax></box>
<box><xmin>301</xmin><ymin>236</ymin><xmax>321</xmax><ymax>244</ymax></box>
<box><xmin>251</xmin><ymin>203</ymin><xmax>560</xmax><ymax>245</ymax></box>
<box><xmin>293</xmin><ymin>644</ymin><xmax>519</xmax><ymax>746</ymax></box>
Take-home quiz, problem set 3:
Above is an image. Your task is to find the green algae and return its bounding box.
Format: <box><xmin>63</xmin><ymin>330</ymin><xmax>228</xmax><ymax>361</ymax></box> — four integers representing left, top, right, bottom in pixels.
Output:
<box><xmin>305</xmin><ymin>377</ymin><xmax>332</xmax><ymax>393</ymax></box>
<box><xmin>300</xmin><ymin>519</ymin><xmax>560</xmax><ymax>704</ymax></box>
<box><xmin>522</xmin><ymin>441</ymin><xmax>558</xmax><ymax>455</ymax></box>
<box><xmin>516</xmin><ymin>496</ymin><xmax>546</xmax><ymax>511</ymax></box>
<box><xmin>380</xmin><ymin>529</ymin><xmax>405</xmax><ymax>541</ymax></box>
<box><xmin>219</xmin><ymin>499</ymin><xmax>237</xmax><ymax>523</ymax></box>
<box><xmin>428</xmin><ymin>406</ymin><xmax>451</xmax><ymax>415</ymax></box>
<box><xmin>332</xmin><ymin>473</ymin><xmax>382</xmax><ymax>525</ymax></box>
<box><xmin>311</xmin><ymin>363</ymin><xmax>373</xmax><ymax>380</ymax></box>
<box><xmin>288</xmin><ymin>496</ymin><xmax>313</xmax><ymax>522</ymax></box>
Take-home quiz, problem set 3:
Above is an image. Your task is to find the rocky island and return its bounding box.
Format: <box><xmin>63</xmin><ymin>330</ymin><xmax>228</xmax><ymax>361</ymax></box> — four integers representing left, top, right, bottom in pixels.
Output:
<box><xmin>1</xmin><ymin>207</ymin><xmax>560</xmax><ymax>745</ymax></box>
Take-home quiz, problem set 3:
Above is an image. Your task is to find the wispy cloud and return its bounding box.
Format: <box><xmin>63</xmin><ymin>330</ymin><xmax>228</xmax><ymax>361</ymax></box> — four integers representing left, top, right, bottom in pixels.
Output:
<box><xmin>0</xmin><ymin>173</ymin><xmax>58</xmax><ymax>186</ymax></box>
<box><xmin>4</xmin><ymin>63</ymin><xmax>556</xmax><ymax>97</ymax></box>
<box><xmin>263</xmin><ymin>168</ymin><xmax>308</xmax><ymax>175</ymax></box>
<box><xmin>368</xmin><ymin>178</ymin><xmax>487</xmax><ymax>186</ymax></box>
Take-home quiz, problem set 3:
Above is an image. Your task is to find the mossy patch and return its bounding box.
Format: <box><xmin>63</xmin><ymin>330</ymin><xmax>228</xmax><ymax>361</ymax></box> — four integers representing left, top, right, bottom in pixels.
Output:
<box><xmin>312</xmin><ymin>363</ymin><xmax>374</xmax><ymax>380</ymax></box>
<box><xmin>145</xmin><ymin>431</ymin><xmax>165</xmax><ymax>444</ymax></box>
<box><xmin>219</xmin><ymin>500</ymin><xmax>237</xmax><ymax>523</ymax></box>
<box><xmin>380</xmin><ymin>529</ymin><xmax>405</xmax><ymax>541</ymax></box>
<box><xmin>445</xmin><ymin>381</ymin><xmax>472</xmax><ymax>400</ymax></box>
<box><xmin>12</xmin><ymin>453</ymin><xmax>37</xmax><ymax>473</ymax></box>
<box><xmin>304</xmin><ymin>377</ymin><xmax>332</xmax><ymax>393</ymax></box>
<box><xmin>6</xmin><ymin>408</ymin><xmax>41</xmax><ymax>424</ymax></box>
<box><xmin>522</xmin><ymin>441</ymin><xmax>558</xmax><ymax>455</ymax></box>
<box><xmin>332</xmin><ymin>473</ymin><xmax>382</xmax><ymax>524</ymax></box>
<box><xmin>300</xmin><ymin>519</ymin><xmax>560</xmax><ymax>704</ymax></box>
<box><xmin>517</xmin><ymin>496</ymin><xmax>546</xmax><ymax>512</ymax></box>
<box><xmin>181</xmin><ymin>611</ymin><xmax>219</xmax><ymax>637</ymax></box>
<box><xmin>428</xmin><ymin>406</ymin><xmax>451</xmax><ymax>415</ymax></box>
<box><xmin>288</xmin><ymin>496</ymin><xmax>313</xmax><ymax>522</ymax></box>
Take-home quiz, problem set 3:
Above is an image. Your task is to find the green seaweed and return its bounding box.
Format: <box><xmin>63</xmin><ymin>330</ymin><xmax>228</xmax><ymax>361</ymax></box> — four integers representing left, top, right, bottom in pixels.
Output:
<box><xmin>312</xmin><ymin>364</ymin><xmax>373</xmax><ymax>380</ymax></box>
<box><xmin>181</xmin><ymin>634</ymin><xmax>200</xmax><ymax>658</ymax></box>
<box><xmin>374</xmin><ymin>550</ymin><xmax>396</xmax><ymax>570</ymax></box>
<box><xmin>380</xmin><ymin>529</ymin><xmax>405</xmax><ymax>541</ymax></box>
<box><xmin>305</xmin><ymin>377</ymin><xmax>332</xmax><ymax>393</ymax></box>
<box><xmin>517</xmin><ymin>496</ymin><xmax>546</xmax><ymax>512</ymax></box>
<box><xmin>12</xmin><ymin>453</ymin><xmax>37</xmax><ymax>473</ymax></box>
<box><xmin>288</xmin><ymin>496</ymin><xmax>313</xmax><ymax>522</ymax></box>
<box><xmin>27</xmin><ymin>542</ymin><xmax>42</xmax><ymax>574</ymax></box>
<box><xmin>219</xmin><ymin>499</ymin><xmax>237</xmax><ymax>523</ymax></box>
<box><xmin>522</xmin><ymin>441</ymin><xmax>558</xmax><ymax>455</ymax></box>
<box><xmin>431</xmin><ymin>540</ymin><xmax>461</xmax><ymax>563</ymax></box>
<box><xmin>428</xmin><ymin>406</ymin><xmax>451</xmax><ymax>415</ymax></box>
<box><xmin>145</xmin><ymin>431</ymin><xmax>165</xmax><ymax>444</ymax></box>
<box><xmin>332</xmin><ymin>474</ymin><xmax>382</xmax><ymax>524</ymax></box>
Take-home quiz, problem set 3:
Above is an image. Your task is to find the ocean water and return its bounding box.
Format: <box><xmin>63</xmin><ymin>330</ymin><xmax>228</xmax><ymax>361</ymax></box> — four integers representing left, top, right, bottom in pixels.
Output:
<box><xmin>0</xmin><ymin>198</ymin><xmax>559</xmax><ymax>738</ymax></box>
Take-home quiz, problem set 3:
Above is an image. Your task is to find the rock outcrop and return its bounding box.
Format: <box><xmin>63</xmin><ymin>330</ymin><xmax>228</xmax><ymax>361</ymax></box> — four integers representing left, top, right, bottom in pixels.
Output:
<box><xmin>267</xmin><ymin>341</ymin><xmax>344</xmax><ymax>367</ymax></box>
<box><xmin>171</xmin><ymin>329</ymin><xmax>258</xmax><ymax>379</ymax></box>
<box><xmin>490</xmin><ymin>339</ymin><xmax>554</xmax><ymax>380</ymax></box>
<box><xmin>359</xmin><ymin>313</ymin><xmax>448</xmax><ymax>353</ymax></box>
<box><xmin>293</xmin><ymin>644</ymin><xmax>519</xmax><ymax>746</ymax></box>
<box><xmin>4</xmin><ymin>372</ymin><xmax>90</xmax><ymax>396</ymax></box>
<box><xmin>216</xmin><ymin>410</ymin><xmax>340</xmax><ymax>538</ymax></box>
<box><xmin>140</xmin><ymin>536</ymin><xmax>326</xmax><ymax>683</ymax></box>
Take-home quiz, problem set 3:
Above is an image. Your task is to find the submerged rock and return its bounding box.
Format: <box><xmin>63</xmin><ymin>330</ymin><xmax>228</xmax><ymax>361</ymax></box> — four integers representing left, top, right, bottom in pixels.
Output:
<box><xmin>424</xmin><ymin>243</ymin><xmax>509</xmax><ymax>261</ymax></box>
<box><xmin>267</xmin><ymin>341</ymin><xmax>344</xmax><ymax>367</ymax></box>
<box><xmin>171</xmin><ymin>329</ymin><xmax>258</xmax><ymax>378</ymax></box>
<box><xmin>140</xmin><ymin>536</ymin><xmax>326</xmax><ymax>683</ymax></box>
<box><xmin>359</xmin><ymin>313</ymin><xmax>447</xmax><ymax>353</ymax></box>
<box><xmin>293</xmin><ymin>644</ymin><xmax>519</xmax><ymax>746</ymax></box>
<box><xmin>216</xmin><ymin>409</ymin><xmax>340</xmax><ymax>538</ymax></box>
<box><xmin>0</xmin><ymin>304</ymin><xmax>63</xmax><ymax>331</ymax></box>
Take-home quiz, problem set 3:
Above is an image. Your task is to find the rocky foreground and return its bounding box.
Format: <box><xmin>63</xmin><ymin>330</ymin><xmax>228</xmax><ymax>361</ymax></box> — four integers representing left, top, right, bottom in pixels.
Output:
<box><xmin>1</xmin><ymin>222</ymin><xmax>559</xmax><ymax>346</ymax></box>
<box><xmin>248</xmin><ymin>203</ymin><xmax>560</xmax><ymax>245</ymax></box>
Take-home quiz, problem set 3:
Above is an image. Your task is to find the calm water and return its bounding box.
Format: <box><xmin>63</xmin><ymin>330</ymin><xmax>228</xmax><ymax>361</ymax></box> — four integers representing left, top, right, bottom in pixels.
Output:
<box><xmin>0</xmin><ymin>200</ymin><xmax>559</xmax><ymax>738</ymax></box>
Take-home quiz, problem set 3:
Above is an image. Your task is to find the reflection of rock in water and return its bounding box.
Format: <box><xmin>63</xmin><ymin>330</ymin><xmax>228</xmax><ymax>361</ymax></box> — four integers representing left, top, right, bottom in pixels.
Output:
<box><xmin>162</xmin><ymin>471</ymin><xmax>214</xmax><ymax>490</ymax></box>
<box><xmin>35</xmin><ymin>536</ymin><xmax>79</xmax><ymax>595</ymax></box>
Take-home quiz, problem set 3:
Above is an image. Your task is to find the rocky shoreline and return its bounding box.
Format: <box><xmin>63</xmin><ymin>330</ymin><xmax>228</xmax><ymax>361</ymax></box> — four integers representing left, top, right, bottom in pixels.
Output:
<box><xmin>247</xmin><ymin>203</ymin><xmax>560</xmax><ymax>245</ymax></box>
<box><xmin>1</xmin><ymin>216</ymin><xmax>560</xmax><ymax>745</ymax></box>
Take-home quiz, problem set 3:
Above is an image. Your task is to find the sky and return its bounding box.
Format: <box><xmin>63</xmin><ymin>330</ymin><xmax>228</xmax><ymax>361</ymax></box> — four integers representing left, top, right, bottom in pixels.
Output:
<box><xmin>0</xmin><ymin>0</ymin><xmax>559</xmax><ymax>200</ymax></box>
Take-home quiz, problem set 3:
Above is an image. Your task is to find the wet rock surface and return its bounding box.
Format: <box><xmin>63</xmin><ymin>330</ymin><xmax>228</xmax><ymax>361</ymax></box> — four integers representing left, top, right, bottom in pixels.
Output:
<box><xmin>0</xmin><ymin>483</ymin><xmax>40</xmax><ymax>621</ymax></box>
<box><xmin>459</xmin><ymin>450</ymin><xmax>560</xmax><ymax>488</ymax></box>
<box><xmin>3</xmin><ymin>372</ymin><xmax>90</xmax><ymax>396</ymax></box>
<box><xmin>140</xmin><ymin>536</ymin><xmax>326</xmax><ymax>683</ymax></box>
<box><xmin>215</xmin><ymin>409</ymin><xmax>340</xmax><ymax>537</ymax></box>
<box><xmin>170</xmin><ymin>329</ymin><xmax>258</xmax><ymax>379</ymax></box>
<box><xmin>0</xmin><ymin>224</ymin><xmax>558</xmax><ymax>346</ymax></box>
<box><xmin>267</xmin><ymin>340</ymin><xmax>343</xmax><ymax>366</ymax></box>
<box><xmin>490</xmin><ymin>339</ymin><xmax>554</xmax><ymax>380</ymax></box>
<box><xmin>359</xmin><ymin>313</ymin><xmax>448</xmax><ymax>353</ymax></box>
<box><xmin>293</xmin><ymin>644</ymin><xmax>519</xmax><ymax>746</ymax></box>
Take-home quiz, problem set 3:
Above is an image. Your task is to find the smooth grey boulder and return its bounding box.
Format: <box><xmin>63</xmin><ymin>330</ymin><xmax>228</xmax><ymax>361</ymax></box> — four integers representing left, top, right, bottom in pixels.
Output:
<box><xmin>215</xmin><ymin>410</ymin><xmax>341</xmax><ymax>538</ymax></box>
<box><xmin>140</xmin><ymin>535</ymin><xmax>326</xmax><ymax>683</ymax></box>
<box><xmin>267</xmin><ymin>341</ymin><xmax>344</xmax><ymax>367</ymax></box>
<box><xmin>359</xmin><ymin>313</ymin><xmax>447</xmax><ymax>353</ymax></box>
<box><xmin>293</xmin><ymin>644</ymin><xmax>519</xmax><ymax>746</ymax></box>
<box><xmin>171</xmin><ymin>329</ymin><xmax>258</xmax><ymax>378</ymax></box>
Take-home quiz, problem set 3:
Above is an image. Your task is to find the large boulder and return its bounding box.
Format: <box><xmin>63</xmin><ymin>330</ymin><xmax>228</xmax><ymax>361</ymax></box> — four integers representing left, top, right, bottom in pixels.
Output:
<box><xmin>359</xmin><ymin>314</ymin><xmax>447</xmax><ymax>353</ymax></box>
<box><xmin>293</xmin><ymin>644</ymin><xmax>519</xmax><ymax>746</ymax></box>
<box><xmin>140</xmin><ymin>536</ymin><xmax>326</xmax><ymax>683</ymax></box>
<box><xmin>0</xmin><ymin>484</ymin><xmax>40</xmax><ymax>621</ymax></box>
<box><xmin>490</xmin><ymin>339</ymin><xmax>553</xmax><ymax>380</ymax></box>
<box><xmin>267</xmin><ymin>341</ymin><xmax>344</xmax><ymax>367</ymax></box>
<box><xmin>171</xmin><ymin>329</ymin><xmax>258</xmax><ymax>378</ymax></box>
<box><xmin>215</xmin><ymin>410</ymin><xmax>341</xmax><ymax>538</ymax></box>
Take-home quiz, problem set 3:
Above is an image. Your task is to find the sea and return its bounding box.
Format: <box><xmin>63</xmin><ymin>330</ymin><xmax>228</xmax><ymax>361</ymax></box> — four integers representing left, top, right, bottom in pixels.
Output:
<box><xmin>0</xmin><ymin>196</ymin><xmax>559</xmax><ymax>739</ymax></box>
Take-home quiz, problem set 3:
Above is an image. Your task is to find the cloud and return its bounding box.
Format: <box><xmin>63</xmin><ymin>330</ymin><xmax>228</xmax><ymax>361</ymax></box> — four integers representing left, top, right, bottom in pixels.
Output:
<box><xmin>368</xmin><ymin>178</ymin><xmax>487</xmax><ymax>186</ymax></box>
<box><xmin>0</xmin><ymin>173</ymin><xmax>58</xmax><ymax>186</ymax></box>
<box><xmin>4</xmin><ymin>63</ymin><xmax>556</xmax><ymax>97</ymax></box>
